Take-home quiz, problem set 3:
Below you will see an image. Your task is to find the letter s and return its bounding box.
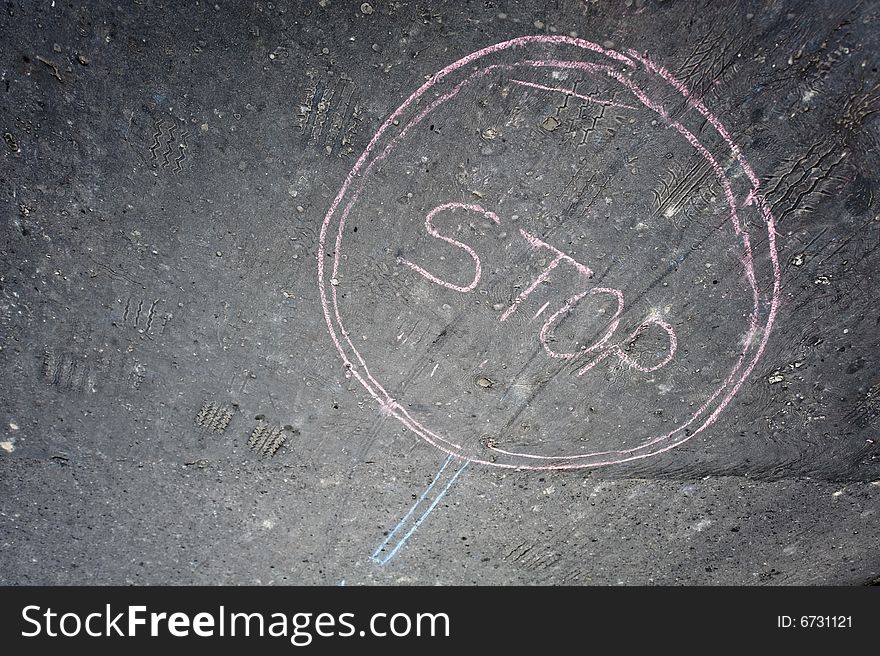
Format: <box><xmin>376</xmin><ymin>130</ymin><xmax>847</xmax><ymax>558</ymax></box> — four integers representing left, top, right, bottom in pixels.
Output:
<box><xmin>398</xmin><ymin>202</ymin><xmax>500</xmax><ymax>293</ymax></box>
<box><xmin>22</xmin><ymin>606</ymin><xmax>42</xmax><ymax>637</ymax></box>
<box><xmin>337</xmin><ymin>613</ymin><xmax>356</xmax><ymax>637</ymax></box>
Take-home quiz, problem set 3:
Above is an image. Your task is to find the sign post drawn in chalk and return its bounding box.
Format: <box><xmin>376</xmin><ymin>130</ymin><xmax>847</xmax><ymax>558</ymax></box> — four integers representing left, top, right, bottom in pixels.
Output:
<box><xmin>316</xmin><ymin>36</ymin><xmax>781</xmax><ymax>564</ymax></box>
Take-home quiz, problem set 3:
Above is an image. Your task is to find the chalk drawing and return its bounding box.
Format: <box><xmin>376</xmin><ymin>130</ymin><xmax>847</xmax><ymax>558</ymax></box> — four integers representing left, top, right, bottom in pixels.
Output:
<box><xmin>509</xmin><ymin>78</ymin><xmax>638</xmax><ymax>111</ymax></box>
<box><xmin>538</xmin><ymin>287</ymin><xmax>624</xmax><ymax>360</ymax></box>
<box><xmin>398</xmin><ymin>203</ymin><xmax>501</xmax><ymax>293</ymax></box>
<box><xmin>532</xmin><ymin>301</ymin><xmax>551</xmax><ymax>321</ymax></box>
<box><xmin>399</xmin><ymin>214</ymin><xmax>678</xmax><ymax>374</ymax></box>
<box><xmin>318</xmin><ymin>37</ymin><xmax>780</xmax><ymax>468</ymax></box>
<box><xmin>499</xmin><ymin>228</ymin><xmax>594</xmax><ymax>322</ymax></box>
<box><xmin>575</xmin><ymin>316</ymin><xmax>678</xmax><ymax>375</ymax></box>
<box><xmin>371</xmin><ymin>455</ymin><xmax>470</xmax><ymax>566</ymax></box>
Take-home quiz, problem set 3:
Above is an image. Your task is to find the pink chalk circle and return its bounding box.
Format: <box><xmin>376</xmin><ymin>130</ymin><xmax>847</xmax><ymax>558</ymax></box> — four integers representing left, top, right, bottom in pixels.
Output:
<box><xmin>317</xmin><ymin>36</ymin><xmax>781</xmax><ymax>470</ymax></box>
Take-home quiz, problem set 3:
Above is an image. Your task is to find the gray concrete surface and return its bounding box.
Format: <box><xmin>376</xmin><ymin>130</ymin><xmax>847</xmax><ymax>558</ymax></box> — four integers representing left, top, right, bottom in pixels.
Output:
<box><xmin>1</xmin><ymin>0</ymin><xmax>878</xmax><ymax>585</ymax></box>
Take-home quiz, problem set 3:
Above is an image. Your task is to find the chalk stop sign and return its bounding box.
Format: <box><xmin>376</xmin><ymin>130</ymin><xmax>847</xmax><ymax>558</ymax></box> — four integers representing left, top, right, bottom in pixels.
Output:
<box><xmin>318</xmin><ymin>36</ymin><xmax>780</xmax><ymax>470</ymax></box>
